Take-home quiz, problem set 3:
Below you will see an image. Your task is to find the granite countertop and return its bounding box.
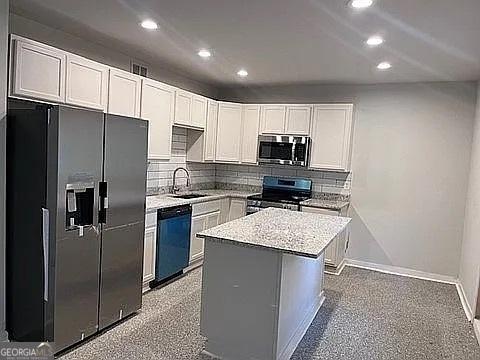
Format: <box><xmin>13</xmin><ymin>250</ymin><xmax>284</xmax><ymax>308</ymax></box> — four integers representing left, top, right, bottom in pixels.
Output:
<box><xmin>300</xmin><ymin>198</ymin><xmax>350</xmax><ymax>211</ymax></box>
<box><xmin>146</xmin><ymin>189</ymin><xmax>260</xmax><ymax>212</ymax></box>
<box><xmin>197</xmin><ymin>207</ymin><xmax>351</xmax><ymax>259</ymax></box>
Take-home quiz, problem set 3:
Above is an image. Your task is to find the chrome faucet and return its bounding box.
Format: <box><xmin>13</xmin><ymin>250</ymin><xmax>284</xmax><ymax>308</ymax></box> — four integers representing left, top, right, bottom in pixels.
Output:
<box><xmin>172</xmin><ymin>167</ymin><xmax>191</xmax><ymax>194</ymax></box>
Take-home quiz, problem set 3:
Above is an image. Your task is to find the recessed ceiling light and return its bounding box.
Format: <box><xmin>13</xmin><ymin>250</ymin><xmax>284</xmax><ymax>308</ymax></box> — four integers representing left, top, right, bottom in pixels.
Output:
<box><xmin>350</xmin><ymin>0</ymin><xmax>373</xmax><ymax>9</ymax></box>
<box><xmin>141</xmin><ymin>20</ymin><xmax>158</xmax><ymax>30</ymax></box>
<box><xmin>237</xmin><ymin>69</ymin><xmax>248</xmax><ymax>77</ymax></box>
<box><xmin>198</xmin><ymin>49</ymin><xmax>211</xmax><ymax>58</ymax></box>
<box><xmin>366</xmin><ymin>36</ymin><xmax>384</xmax><ymax>46</ymax></box>
<box><xmin>377</xmin><ymin>62</ymin><xmax>392</xmax><ymax>70</ymax></box>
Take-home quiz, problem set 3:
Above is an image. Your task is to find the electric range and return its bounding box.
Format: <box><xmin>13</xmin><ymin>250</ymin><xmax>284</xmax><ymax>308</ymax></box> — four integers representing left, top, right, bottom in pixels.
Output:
<box><xmin>246</xmin><ymin>176</ymin><xmax>312</xmax><ymax>214</ymax></box>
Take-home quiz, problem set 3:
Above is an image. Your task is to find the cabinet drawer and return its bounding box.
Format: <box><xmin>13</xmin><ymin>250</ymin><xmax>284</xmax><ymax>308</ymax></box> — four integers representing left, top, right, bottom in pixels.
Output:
<box><xmin>192</xmin><ymin>200</ymin><xmax>221</xmax><ymax>216</ymax></box>
<box><xmin>145</xmin><ymin>211</ymin><xmax>157</xmax><ymax>228</ymax></box>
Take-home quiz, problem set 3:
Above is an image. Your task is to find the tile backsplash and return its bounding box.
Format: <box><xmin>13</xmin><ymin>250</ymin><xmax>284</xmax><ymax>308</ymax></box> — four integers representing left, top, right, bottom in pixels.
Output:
<box><xmin>215</xmin><ymin>164</ymin><xmax>351</xmax><ymax>199</ymax></box>
<box><xmin>147</xmin><ymin>127</ymin><xmax>352</xmax><ymax>199</ymax></box>
<box><xmin>147</xmin><ymin>127</ymin><xmax>215</xmax><ymax>194</ymax></box>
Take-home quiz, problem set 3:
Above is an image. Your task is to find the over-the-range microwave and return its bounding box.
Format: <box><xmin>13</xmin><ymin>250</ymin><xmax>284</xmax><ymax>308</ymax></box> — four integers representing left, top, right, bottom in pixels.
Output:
<box><xmin>257</xmin><ymin>135</ymin><xmax>311</xmax><ymax>167</ymax></box>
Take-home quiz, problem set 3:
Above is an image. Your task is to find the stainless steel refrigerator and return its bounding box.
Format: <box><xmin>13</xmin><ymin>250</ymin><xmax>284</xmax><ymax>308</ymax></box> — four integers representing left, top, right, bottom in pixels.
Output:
<box><xmin>6</xmin><ymin>99</ymin><xmax>148</xmax><ymax>352</ymax></box>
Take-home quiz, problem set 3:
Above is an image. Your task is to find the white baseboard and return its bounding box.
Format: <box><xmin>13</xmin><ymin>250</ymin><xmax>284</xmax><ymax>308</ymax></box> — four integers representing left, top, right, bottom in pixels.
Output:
<box><xmin>474</xmin><ymin>319</ymin><xmax>480</xmax><ymax>346</ymax></box>
<box><xmin>456</xmin><ymin>282</ymin><xmax>474</xmax><ymax>322</ymax></box>
<box><xmin>344</xmin><ymin>259</ymin><xmax>457</xmax><ymax>284</ymax></box>
<box><xmin>343</xmin><ymin>259</ymin><xmax>478</xmax><ymax>322</ymax></box>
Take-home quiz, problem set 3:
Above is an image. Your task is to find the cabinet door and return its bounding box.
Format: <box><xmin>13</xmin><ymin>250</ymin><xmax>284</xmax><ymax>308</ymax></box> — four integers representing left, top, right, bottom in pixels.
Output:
<box><xmin>141</xmin><ymin>79</ymin><xmax>175</xmax><ymax>159</ymax></box>
<box><xmin>310</xmin><ymin>104</ymin><xmax>354</xmax><ymax>171</ymax></box>
<box><xmin>285</xmin><ymin>105</ymin><xmax>311</xmax><ymax>135</ymax></box>
<box><xmin>204</xmin><ymin>101</ymin><xmax>218</xmax><ymax>161</ymax></box>
<box><xmin>190</xmin><ymin>214</ymin><xmax>207</xmax><ymax>263</ymax></box>
<box><xmin>228</xmin><ymin>199</ymin><xmax>246</xmax><ymax>221</ymax></box>
<box><xmin>205</xmin><ymin>211</ymin><xmax>220</xmax><ymax>229</ymax></box>
<box><xmin>191</xmin><ymin>95</ymin><xmax>208</xmax><ymax>129</ymax></box>
<box><xmin>216</xmin><ymin>102</ymin><xmax>243</xmax><ymax>163</ymax></box>
<box><xmin>66</xmin><ymin>54</ymin><xmax>108</xmax><ymax>111</ymax></box>
<box><xmin>174</xmin><ymin>90</ymin><xmax>193</xmax><ymax>126</ymax></box>
<box><xmin>241</xmin><ymin>105</ymin><xmax>261</xmax><ymax>164</ymax></box>
<box><xmin>108</xmin><ymin>69</ymin><xmax>141</xmax><ymax>117</ymax></box>
<box><xmin>143</xmin><ymin>227</ymin><xmax>156</xmax><ymax>284</ymax></box>
<box><xmin>11</xmin><ymin>37</ymin><xmax>66</xmax><ymax>102</ymax></box>
<box><xmin>260</xmin><ymin>105</ymin><xmax>286</xmax><ymax>134</ymax></box>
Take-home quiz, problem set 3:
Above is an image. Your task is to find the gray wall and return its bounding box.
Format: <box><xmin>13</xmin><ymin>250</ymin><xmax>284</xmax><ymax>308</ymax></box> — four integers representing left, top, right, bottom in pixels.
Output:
<box><xmin>219</xmin><ymin>82</ymin><xmax>477</xmax><ymax>278</ymax></box>
<box><xmin>459</xmin><ymin>82</ymin><xmax>480</xmax><ymax>316</ymax></box>
<box><xmin>0</xmin><ymin>0</ymin><xmax>9</xmax><ymax>342</ymax></box>
<box><xmin>9</xmin><ymin>14</ymin><xmax>219</xmax><ymax>98</ymax></box>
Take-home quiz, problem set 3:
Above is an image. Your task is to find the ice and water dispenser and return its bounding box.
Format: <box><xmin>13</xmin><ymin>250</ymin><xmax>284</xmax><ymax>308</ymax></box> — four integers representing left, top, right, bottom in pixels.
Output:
<box><xmin>65</xmin><ymin>182</ymin><xmax>95</xmax><ymax>235</ymax></box>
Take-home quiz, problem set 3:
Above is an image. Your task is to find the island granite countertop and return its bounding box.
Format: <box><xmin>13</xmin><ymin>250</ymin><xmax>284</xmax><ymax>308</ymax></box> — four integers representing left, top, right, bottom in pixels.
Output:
<box><xmin>197</xmin><ymin>207</ymin><xmax>351</xmax><ymax>259</ymax></box>
<box><xmin>146</xmin><ymin>189</ymin><xmax>260</xmax><ymax>212</ymax></box>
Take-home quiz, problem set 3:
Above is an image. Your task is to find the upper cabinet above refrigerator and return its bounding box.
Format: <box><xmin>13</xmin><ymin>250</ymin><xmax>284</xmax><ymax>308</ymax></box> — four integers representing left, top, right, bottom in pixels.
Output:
<box><xmin>107</xmin><ymin>68</ymin><xmax>142</xmax><ymax>118</ymax></box>
<box><xmin>10</xmin><ymin>36</ymin><xmax>66</xmax><ymax>103</ymax></box>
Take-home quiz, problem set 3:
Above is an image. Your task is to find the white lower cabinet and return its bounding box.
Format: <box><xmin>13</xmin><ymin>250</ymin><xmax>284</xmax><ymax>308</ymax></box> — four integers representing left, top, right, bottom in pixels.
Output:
<box><xmin>228</xmin><ymin>199</ymin><xmax>247</xmax><ymax>221</ymax></box>
<box><xmin>190</xmin><ymin>201</ymin><xmax>222</xmax><ymax>264</ymax></box>
<box><xmin>143</xmin><ymin>212</ymin><xmax>157</xmax><ymax>292</ymax></box>
<box><xmin>190</xmin><ymin>214</ymin><xmax>207</xmax><ymax>263</ymax></box>
<box><xmin>301</xmin><ymin>206</ymin><xmax>346</xmax><ymax>268</ymax></box>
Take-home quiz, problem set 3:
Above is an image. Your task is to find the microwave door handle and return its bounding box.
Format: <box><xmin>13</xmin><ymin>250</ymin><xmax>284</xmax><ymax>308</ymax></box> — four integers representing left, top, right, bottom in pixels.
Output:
<box><xmin>292</xmin><ymin>142</ymin><xmax>296</xmax><ymax>162</ymax></box>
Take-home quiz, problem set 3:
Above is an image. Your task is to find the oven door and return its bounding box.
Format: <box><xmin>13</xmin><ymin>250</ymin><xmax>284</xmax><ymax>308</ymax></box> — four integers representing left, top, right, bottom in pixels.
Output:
<box><xmin>257</xmin><ymin>135</ymin><xmax>310</xmax><ymax>166</ymax></box>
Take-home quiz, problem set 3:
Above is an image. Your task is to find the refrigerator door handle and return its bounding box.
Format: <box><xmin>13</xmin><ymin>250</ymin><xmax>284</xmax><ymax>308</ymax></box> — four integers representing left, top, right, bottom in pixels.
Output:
<box><xmin>41</xmin><ymin>208</ymin><xmax>49</xmax><ymax>301</ymax></box>
<box><xmin>99</xmin><ymin>181</ymin><xmax>108</xmax><ymax>224</ymax></box>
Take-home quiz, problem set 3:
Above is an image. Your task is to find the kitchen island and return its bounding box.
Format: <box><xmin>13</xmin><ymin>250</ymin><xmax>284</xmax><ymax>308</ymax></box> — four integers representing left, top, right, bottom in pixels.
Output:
<box><xmin>197</xmin><ymin>208</ymin><xmax>351</xmax><ymax>360</ymax></box>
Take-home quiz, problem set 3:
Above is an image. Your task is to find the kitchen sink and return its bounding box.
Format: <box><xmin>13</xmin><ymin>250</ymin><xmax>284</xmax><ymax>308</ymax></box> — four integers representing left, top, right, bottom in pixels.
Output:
<box><xmin>169</xmin><ymin>193</ymin><xmax>208</xmax><ymax>199</ymax></box>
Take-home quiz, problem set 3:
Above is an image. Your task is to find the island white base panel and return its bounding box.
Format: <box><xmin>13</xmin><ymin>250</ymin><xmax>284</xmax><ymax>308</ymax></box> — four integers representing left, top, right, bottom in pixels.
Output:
<box><xmin>200</xmin><ymin>240</ymin><xmax>325</xmax><ymax>360</ymax></box>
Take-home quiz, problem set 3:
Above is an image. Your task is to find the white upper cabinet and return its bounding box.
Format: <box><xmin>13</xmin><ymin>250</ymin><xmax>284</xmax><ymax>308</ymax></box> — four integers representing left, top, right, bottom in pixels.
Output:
<box><xmin>310</xmin><ymin>104</ymin><xmax>354</xmax><ymax>171</ymax></box>
<box><xmin>174</xmin><ymin>90</ymin><xmax>193</xmax><ymax>127</ymax></box>
<box><xmin>241</xmin><ymin>105</ymin><xmax>261</xmax><ymax>164</ymax></box>
<box><xmin>108</xmin><ymin>68</ymin><xmax>141</xmax><ymax>117</ymax></box>
<box><xmin>260</xmin><ymin>105</ymin><xmax>286</xmax><ymax>134</ymax></box>
<box><xmin>10</xmin><ymin>36</ymin><xmax>66</xmax><ymax>103</ymax></box>
<box><xmin>140</xmin><ymin>78</ymin><xmax>175</xmax><ymax>160</ymax></box>
<box><xmin>66</xmin><ymin>54</ymin><xmax>108</xmax><ymax>111</ymax></box>
<box><xmin>216</xmin><ymin>102</ymin><xmax>243</xmax><ymax>163</ymax></box>
<box><xmin>175</xmin><ymin>90</ymin><xmax>207</xmax><ymax>129</ymax></box>
<box><xmin>205</xmin><ymin>100</ymin><xmax>219</xmax><ymax>161</ymax></box>
<box><xmin>186</xmin><ymin>100</ymin><xmax>217</xmax><ymax>163</ymax></box>
<box><xmin>285</xmin><ymin>105</ymin><xmax>311</xmax><ymax>135</ymax></box>
<box><xmin>191</xmin><ymin>95</ymin><xmax>208</xmax><ymax>129</ymax></box>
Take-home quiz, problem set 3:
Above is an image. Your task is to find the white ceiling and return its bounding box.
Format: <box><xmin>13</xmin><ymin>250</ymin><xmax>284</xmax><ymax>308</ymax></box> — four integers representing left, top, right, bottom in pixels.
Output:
<box><xmin>10</xmin><ymin>0</ymin><xmax>480</xmax><ymax>86</ymax></box>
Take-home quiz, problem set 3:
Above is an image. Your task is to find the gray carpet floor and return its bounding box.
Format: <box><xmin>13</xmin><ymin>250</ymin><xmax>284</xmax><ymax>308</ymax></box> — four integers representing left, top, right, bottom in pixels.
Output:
<box><xmin>59</xmin><ymin>266</ymin><xmax>480</xmax><ymax>360</ymax></box>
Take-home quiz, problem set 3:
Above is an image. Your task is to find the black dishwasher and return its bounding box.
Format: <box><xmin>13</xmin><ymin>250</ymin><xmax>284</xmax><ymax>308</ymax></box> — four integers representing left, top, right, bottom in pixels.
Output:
<box><xmin>154</xmin><ymin>205</ymin><xmax>192</xmax><ymax>284</ymax></box>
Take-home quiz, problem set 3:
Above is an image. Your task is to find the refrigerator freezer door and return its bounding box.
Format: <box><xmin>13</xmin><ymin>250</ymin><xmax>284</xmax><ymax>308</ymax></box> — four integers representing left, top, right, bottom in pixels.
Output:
<box><xmin>99</xmin><ymin>114</ymin><xmax>147</xmax><ymax>330</ymax></box>
<box><xmin>53</xmin><ymin>106</ymin><xmax>104</xmax><ymax>352</ymax></box>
